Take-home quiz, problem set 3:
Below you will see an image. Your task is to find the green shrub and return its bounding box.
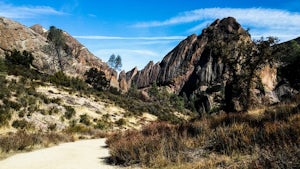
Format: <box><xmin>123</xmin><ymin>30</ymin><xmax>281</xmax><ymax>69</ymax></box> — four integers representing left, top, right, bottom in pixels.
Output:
<box><xmin>85</xmin><ymin>68</ymin><xmax>109</xmax><ymax>91</ymax></box>
<box><xmin>64</xmin><ymin>106</ymin><xmax>76</xmax><ymax>119</ymax></box>
<box><xmin>3</xmin><ymin>99</ymin><xmax>21</xmax><ymax>111</ymax></box>
<box><xmin>5</xmin><ymin>49</ymin><xmax>34</xmax><ymax>68</ymax></box>
<box><xmin>12</xmin><ymin>119</ymin><xmax>32</xmax><ymax>130</ymax></box>
<box><xmin>94</xmin><ymin>120</ymin><xmax>108</xmax><ymax>130</ymax></box>
<box><xmin>0</xmin><ymin>59</ymin><xmax>7</xmax><ymax>73</ymax></box>
<box><xmin>49</xmin><ymin>107</ymin><xmax>60</xmax><ymax>115</ymax></box>
<box><xmin>79</xmin><ymin>114</ymin><xmax>91</xmax><ymax>126</ymax></box>
<box><xmin>0</xmin><ymin>107</ymin><xmax>11</xmax><ymax>127</ymax></box>
<box><xmin>115</xmin><ymin>118</ymin><xmax>126</xmax><ymax>126</ymax></box>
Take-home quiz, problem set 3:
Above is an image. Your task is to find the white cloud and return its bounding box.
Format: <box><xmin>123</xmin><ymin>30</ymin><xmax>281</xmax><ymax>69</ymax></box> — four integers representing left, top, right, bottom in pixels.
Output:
<box><xmin>133</xmin><ymin>8</ymin><xmax>300</xmax><ymax>28</ymax></box>
<box><xmin>133</xmin><ymin>8</ymin><xmax>300</xmax><ymax>41</ymax></box>
<box><xmin>74</xmin><ymin>36</ymin><xmax>186</xmax><ymax>40</ymax></box>
<box><xmin>0</xmin><ymin>1</ymin><xmax>65</xmax><ymax>19</ymax></box>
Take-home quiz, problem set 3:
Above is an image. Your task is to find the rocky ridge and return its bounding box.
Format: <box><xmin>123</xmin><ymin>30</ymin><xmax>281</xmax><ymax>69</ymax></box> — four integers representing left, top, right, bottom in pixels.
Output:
<box><xmin>0</xmin><ymin>17</ymin><xmax>118</xmax><ymax>88</ymax></box>
<box><xmin>122</xmin><ymin>17</ymin><xmax>299</xmax><ymax>112</ymax></box>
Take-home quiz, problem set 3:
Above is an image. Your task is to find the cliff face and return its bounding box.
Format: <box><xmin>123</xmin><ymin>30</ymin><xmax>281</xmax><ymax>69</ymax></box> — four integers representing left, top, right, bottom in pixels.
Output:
<box><xmin>0</xmin><ymin>17</ymin><xmax>118</xmax><ymax>87</ymax></box>
<box><xmin>127</xmin><ymin>17</ymin><xmax>250</xmax><ymax>91</ymax></box>
<box><xmin>126</xmin><ymin>17</ymin><xmax>299</xmax><ymax>112</ymax></box>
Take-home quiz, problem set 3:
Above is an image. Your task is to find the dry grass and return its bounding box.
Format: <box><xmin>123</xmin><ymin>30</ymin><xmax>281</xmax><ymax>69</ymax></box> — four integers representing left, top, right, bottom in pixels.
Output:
<box><xmin>106</xmin><ymin>95</ymin><xmax>300</xmax><ymax>168</ymax></box>
<box><xmin>0</xmin><ymin>130</ymin><xmax>74</xmax><ymax>159</ymax></box>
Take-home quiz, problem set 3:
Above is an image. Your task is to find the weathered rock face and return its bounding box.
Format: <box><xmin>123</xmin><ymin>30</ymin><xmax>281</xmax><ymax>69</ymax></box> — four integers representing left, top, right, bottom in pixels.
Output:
<box><xmin>134</xmin><ymin>61</ymin><xmax>161</xmax><ymax>88</ymax></box>
<box><xmin>119</xmin><ymin>70</ymin><xmax>128</xmax><ymax>92</ymax></box>
<box><xmin>0</xmin><ymin>17</ymin><xmax>118</xmax><ymax>87</ymax></box>
<box><xmin>127</xmin><ymin>17</ymin><xmax>299</xmax><ymax>113</ymax></box>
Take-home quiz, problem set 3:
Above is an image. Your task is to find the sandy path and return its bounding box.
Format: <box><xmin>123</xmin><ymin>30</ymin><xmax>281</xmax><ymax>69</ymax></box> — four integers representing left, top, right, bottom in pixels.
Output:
<box><xmin>0</xmin><ymin>139</ymin><xmax>118</xmax><ymax>169</ymax></box>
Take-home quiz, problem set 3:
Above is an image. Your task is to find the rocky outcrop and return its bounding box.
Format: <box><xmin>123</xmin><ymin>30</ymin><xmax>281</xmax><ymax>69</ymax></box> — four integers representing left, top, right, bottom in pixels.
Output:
<box><xmin>126</xmin><ymin>17</ymin><xmax>299</xmax><ymax>113</ymax></box>
<box><xmin>119</xmin><ymin>70</ymin><xmax>128</xmax><ymax>92</ymax></box>
<box><xmin>0</xmin><ymin>17</ymin><xmax>118</xmax><ymax>87</ymax></box>
<box><xmin>134</xmin><ymin>61</ymin><xmax>161</xmax><ymax>88</ymax></box>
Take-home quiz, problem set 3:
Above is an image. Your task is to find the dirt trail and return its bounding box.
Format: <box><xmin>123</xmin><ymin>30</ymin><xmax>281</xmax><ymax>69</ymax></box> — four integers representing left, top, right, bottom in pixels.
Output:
<box><xmin>0</xmin><ymin>139</ymin><xmax>119</xmax><ymax>169</ymax></box>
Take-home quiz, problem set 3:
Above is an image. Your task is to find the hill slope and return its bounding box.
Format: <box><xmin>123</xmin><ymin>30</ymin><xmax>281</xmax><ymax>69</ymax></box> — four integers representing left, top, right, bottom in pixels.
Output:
<box><xmin>0</xmin><ymin>17</ymin><xmax>119</xmax><ymax>88</ymax></box>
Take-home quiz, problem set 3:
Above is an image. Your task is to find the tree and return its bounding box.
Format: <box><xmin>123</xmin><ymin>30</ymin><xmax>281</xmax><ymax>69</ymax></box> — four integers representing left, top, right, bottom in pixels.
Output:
<box><xmin>107</xmin><ymin>54</ymin><xmax>122</xmax><ymax>71</ymax></box>
<box><xmin>148</xmin><ymin>82</ymin><xmax>159</xmax><ymax>99</ymax></box>
<box><xmin>107</xmin><ymin>54</ymin><xmax>116</xmax><ymax>68</ymax></box>
<box><xmin>115</xmin><ymin>55</ymin><xmax>122</xmax><ymax>71</ymax></box>
<box><xmin>224</xmin><ymin>37</ymin><xmax>279</xmax><ymax>111</ymax></box>
<box><xmin>85</xmin><ymin>68</ymin><xmax>109</xmax><ymax>91</ymax></box>
<box><xmin>5</xmin><ymin>49</ymin><xmax>34</xmax><ymax>68</ymax></box>
<box><xmin>47</xmin><ymin>26</ymin><xmax>65</xmax><ymax>71</ymax></box>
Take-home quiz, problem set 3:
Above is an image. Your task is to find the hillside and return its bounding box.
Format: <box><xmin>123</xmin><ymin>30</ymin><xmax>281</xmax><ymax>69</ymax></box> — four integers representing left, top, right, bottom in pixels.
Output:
<box><xmin>0</xmin><ymin>17</ymin><xmax>119</xmax><ymax>88</ymax></box>
<box><xmin>0</xmin><ymin>15</ymin><xmax>299</xmax><ymax>169</ymax></box>
<box><xmin>0</xmin><ymin>15</ymin><xmax>193</xmax><ymax>158</ymax></box>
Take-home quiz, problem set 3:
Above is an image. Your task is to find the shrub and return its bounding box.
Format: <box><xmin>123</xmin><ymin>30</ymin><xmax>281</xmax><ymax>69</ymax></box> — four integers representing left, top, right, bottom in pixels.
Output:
<box><xmin>79</xmin><ymin>114</ymin><xmax>91</xmax><ymax>126</ymax></box>
<box><xmin>0</xmin><ymin>107</ymin><xmax>11</xmax><ymax>127</ymax></box>
<box><xmin>85</xmin><ymin>68</ymin><xmax>109</xmax><ymax>91</ymax></box>
<box><xmin>107</xmin><ymin>122</ymin><xmax>197</xmax><ymax>167</ymax></box>
<box><xmin>107</xmin><ymin>100</ymin><xmax>300</xmax><ymax>168</ymax></box>
<box><xmin>94</xmin><ymin>120</ymin><xmax>109</xmax><ymax>130</ymax></box>
<box><xmin>0</xmin><ymin>131</ymin><xmax>73</xmax><ymax>154</ymax></box>
<box><xmin>3</xmin><ymin>99</ymin><xmax>21</xmax><ymax>111</ymax></box>
<box><xmin>64</xmin><ymin>106</ymin><xmax>76</xmax><ymax>119</ymax></box>
<box><xmin>0</xmin><ymin>59</ymin><xmax>7</xmax><ymax>73</ymax></box>
<box><xmin>5</xmin><ymin>49</ymin><xmax>34</xmax><ymax>68</ymax></box>
<box><xmin>12</xmin><ymin>119</ymin><xmax>32</xmax><ymax>130</ymax></box>
<box><xmin>115</xmin><ymin>118</ymin><xmax>126</xmax><ymax>126</ymax></box>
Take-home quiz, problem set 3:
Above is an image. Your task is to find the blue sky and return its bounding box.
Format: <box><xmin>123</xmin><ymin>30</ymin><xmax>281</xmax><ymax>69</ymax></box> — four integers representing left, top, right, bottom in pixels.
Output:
<box><xmin>1</xmin><ymin>0</ymin><xmax>300</xmax><ymax>71</ymax></box>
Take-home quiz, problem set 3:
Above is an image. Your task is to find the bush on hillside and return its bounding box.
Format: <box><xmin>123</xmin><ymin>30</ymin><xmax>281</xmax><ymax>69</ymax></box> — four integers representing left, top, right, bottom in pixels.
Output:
<box><xmin>85</xmin><ymin>68</ymin><xmax>109</xmax><ymax>91</ymax></box>
<box><xmin>5</xmin><ymin>49</ymin><xmax>34</xmax><ymax>68</ymax></box>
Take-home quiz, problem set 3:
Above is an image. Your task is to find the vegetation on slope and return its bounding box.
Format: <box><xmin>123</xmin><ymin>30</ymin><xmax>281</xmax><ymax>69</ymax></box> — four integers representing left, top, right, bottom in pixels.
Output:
<box><xmin>106</xmin><ymin>94</ymin><xmax>300</xmax><ymax>168</ymax></box>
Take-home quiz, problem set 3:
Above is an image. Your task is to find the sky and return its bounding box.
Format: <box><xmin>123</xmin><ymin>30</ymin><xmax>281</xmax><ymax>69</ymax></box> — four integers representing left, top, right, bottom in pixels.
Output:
<box><xmin>1</xmin><ymin>0</ymin><xmax>300</xmax><ymax>71</ymax></box>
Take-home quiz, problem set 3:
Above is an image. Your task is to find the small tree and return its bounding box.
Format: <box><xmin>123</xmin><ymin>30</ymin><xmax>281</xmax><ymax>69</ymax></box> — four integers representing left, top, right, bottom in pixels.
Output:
<box><xmin>85</xmin><ymin>68</ymin><xmax>109</xmax><ymax>91</ymax></box>
<box><xmin>115</xmin><ymin>55</ymin><xmax>122</xmax><ymax>71</ymax></box>
<box><xmin>107</xmin><ymin>54</ymin><xmax>122</xmax><ymax>71</ymax></box>
<box><xmin>107</xmin><ymin>54</ymin><xmax>116</xmax><ymax>68</ymax></box>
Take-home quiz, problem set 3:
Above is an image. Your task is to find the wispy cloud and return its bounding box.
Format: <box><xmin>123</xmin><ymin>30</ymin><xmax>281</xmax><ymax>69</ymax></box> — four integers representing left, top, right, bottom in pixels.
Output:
<box><xmin>133</xmin><ymin>8</ymin><xmax>300</xmax><ymax>28</ymax></box>
<box><xmin>74</xmin><ymin>36</ymin><xmax>186</xmax><ymax>40</ymax></box>
<box><xmin>96</xmin><ymin>49</ymin><xmax>158</xmax><ymax>57</ymax></box>
<box><xmin>133</xmin><ymin>8</ymin><xmax>300</xmax><ymax>41</ymax></box>
<box><xmin>0</xmin><ymin>1</ymin><xmax>65</xmax><ymax>19</ymax></box>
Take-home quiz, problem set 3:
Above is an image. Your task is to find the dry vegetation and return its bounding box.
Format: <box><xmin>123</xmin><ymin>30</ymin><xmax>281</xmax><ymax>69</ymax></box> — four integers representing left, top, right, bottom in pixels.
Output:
<box><xmin>106</xmin><ymin>94</ymin><xmax>300</xmax><ymax>168</ymax></box>
<box><xmin>0</xmin><ymin>130</ymin><xmax>74</xmax><ymax>159</ymax></box>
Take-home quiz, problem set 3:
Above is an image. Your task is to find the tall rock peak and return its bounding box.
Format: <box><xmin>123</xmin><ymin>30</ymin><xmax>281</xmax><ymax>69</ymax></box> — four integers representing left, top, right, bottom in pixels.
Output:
<box><xmin>125</xmin><ymin>17</ymin><xmax>271</xmax><ymax>112</ymax></box>
<box><xmin>204</xmin><ymin>17</ymin><xmax>246</xmax><ymax>35</ymax></box>
<box><xmin>126</xmin><ymin>17</ymin><xmax>250</xmax><ymax>93</ymax></box>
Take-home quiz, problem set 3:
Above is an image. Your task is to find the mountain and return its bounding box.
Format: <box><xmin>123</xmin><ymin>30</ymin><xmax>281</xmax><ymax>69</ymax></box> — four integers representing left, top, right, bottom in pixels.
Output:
<box><xmin>0</xmin><ymin>17</ymin><xmax>119</xmax><ymax>88</ymax></box>
<box><xmin>122</xmin><ymin>17</ymin><xmax>299</xmax><ymax>113</ymax></box>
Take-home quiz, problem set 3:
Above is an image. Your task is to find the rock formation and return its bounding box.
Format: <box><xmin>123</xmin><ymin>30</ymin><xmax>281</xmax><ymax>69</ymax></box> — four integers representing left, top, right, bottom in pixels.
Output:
<box><xmin>0</xmin><ymin>17</ymin><xmax>118</xmax><ymax>87</ymax></box>
<box><xmin>126</xmin><ymin>17</ymin><xmax>299</xmax><ymax>113</ymax></box>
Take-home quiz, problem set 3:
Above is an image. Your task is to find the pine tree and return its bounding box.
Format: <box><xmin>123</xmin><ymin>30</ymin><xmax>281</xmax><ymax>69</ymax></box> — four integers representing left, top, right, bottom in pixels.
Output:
<box><xmin>115</xmin><ymin>55</ymin><xmax>122</xmax><ymax>71</ymax></box>
<box><xmin>107</xmin><ymin>54</ymin><xmax>122</xmax><ymax>71</ymax></box>
<box><xmin>47</xmin><ymin>26</ymin><xmax>65</xmax><ymax>71</ymax></box>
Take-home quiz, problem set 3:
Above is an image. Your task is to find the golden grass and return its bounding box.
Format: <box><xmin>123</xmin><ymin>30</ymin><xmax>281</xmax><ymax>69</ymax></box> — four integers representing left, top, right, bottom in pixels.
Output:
<box><xmin>106</xmin><ymin>96</ymin><xmax>300</xmax><ymax>168</ymax></box>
